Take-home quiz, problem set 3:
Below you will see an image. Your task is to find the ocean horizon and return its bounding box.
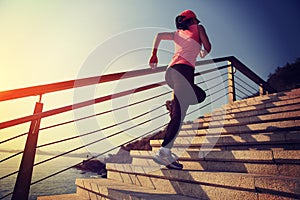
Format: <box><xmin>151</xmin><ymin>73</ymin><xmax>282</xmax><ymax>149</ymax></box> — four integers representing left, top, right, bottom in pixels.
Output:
<box><xmin>0</xmin><ymin>152</ymin><xmax>98</xmax><ymax>200</ymax></box>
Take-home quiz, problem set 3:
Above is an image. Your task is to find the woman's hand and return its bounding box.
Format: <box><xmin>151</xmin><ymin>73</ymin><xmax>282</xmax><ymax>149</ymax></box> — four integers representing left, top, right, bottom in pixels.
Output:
<box><xmin>149</xmin><ymin>54</ymin><xmax>158</xmax><ymax>69</ymax></box>
<box><xmin>199</xmin><ymin>50</ymin><xmax>208</xmax><ymax>58</ymax></box>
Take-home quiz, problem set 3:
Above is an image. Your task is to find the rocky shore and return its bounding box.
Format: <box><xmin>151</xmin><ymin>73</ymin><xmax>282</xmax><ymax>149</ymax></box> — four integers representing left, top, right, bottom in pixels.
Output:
<box><xmin>74</xmin><ymin>129</ymin><xmax>166</xmax><ymax>176</ymax></box>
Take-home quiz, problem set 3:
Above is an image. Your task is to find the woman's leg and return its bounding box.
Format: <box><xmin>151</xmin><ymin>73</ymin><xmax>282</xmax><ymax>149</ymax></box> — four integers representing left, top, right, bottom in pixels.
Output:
<box><xmin>162</xmin><ymin>96</ymin><xmax>189</xmax><ymax>149</ymax></box>
<box><xmin>154</xmin><ymin>65</ymin><xmax>196</xmax><ymax>169</ymax></box>
<box><xmin>162</xmin><ymin>66</ymin><xmax>190</xmax><ymax>149</ymax></box>
<box><xmin>154</xmin><ymin>86</ymin><xmax>187</xmax><ymax>169</ymax></box>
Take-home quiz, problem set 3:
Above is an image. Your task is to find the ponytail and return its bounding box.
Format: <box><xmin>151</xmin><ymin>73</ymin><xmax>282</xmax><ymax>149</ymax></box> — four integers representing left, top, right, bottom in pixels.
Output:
<box><xmin>175</xmin><ymin>16</ymin><xmax>194</xmax><ymax>30</ymax></box>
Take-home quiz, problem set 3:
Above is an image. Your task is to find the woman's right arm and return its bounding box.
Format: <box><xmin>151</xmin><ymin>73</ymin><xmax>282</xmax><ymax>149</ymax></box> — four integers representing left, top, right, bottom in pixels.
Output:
<box><xmin>149</xmin><ymin>32</ymin><xmax>174</xmax><ymax>69</ymax></box>
<box><xmin>198</xmin><ymin>25</ymin><xmax>211</xmax><ymax>58</ymax></box>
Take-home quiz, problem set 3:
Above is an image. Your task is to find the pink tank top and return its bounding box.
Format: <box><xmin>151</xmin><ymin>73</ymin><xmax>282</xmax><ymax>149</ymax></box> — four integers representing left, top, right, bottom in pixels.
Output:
<box><xmin>169</xmin><ymin>24</ymin><xmax>201</xmax><ymax>68</ymax></box>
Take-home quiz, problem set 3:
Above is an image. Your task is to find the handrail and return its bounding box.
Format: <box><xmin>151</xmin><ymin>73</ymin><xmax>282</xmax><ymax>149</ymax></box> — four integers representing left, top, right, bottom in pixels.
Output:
<box><xmin>0</xmin><ymin>81</ymin><xmax>165</xmax><ymax>129</ymax></box>
<box><xmin>0</xmin><ymin>67</ymin><xmax>166</xmax><ymax>102</ymax></box>
<box><xmin>0</xmin><ymin>56</ymin><xmax>236</xmax><ymax>102</ymax></box>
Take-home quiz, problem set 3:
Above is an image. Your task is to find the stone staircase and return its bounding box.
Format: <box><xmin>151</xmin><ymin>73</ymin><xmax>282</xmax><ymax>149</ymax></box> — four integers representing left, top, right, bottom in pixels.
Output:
<box><xmin>38</xmin><ymin>88</ymin><xmax>300</xmax><ymax>200</ymax></box>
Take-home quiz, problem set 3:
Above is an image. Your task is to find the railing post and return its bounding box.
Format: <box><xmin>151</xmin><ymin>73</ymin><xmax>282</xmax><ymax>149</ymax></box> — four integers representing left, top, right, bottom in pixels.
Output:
<box><xmin>12</xmin><ymin>101</ymin><xmax>43</xmax><ymax>200</ymax></box>
<box><xmin>259</xmin><ymin>83</ymin><xmax>267</xmax><ymax>96</ymax></box>
<box><xmin>227</xmin><ymin>61</ymin><xmax>236</xmax><ymax>103</ymax></box>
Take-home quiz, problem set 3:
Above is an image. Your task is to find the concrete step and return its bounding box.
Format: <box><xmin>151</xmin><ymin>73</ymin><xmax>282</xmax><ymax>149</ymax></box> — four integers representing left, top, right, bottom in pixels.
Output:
<box><xmin>75</xmin><ymin>178</ymin><xmax>198</xmax><ymax>200</ymax></box>
<box><xmin>178</xmin><ymin>130</ymin><xmax>299</xmax><ymax>144</ymax></box>
<box><xmin>193</xmin><ymin>105</ymin><xmax>300</xmax><ymax>129</ymax></box>
<box><xmin>131</xmin><ymin>149</ymin><xmax>300</xmax><ymax>164</ymax></box>
<box><xmin>181</xmin><ymin>118</ymin><xmax>300</xmax><ymax>136</ymax></box>
<box><xmin>106</xmin><ymin>163</ymin><xmax>300</xmax><ymax>200</ymax></box>
<box><xmin>151</xmin><ymin>143</ymin><xmax>300</xmax><ymax>152</ymax></box>
<box><xmin>223</xmin><ymin>88</ymin><xmax>300</xmax><ymax>111</ymax></box>
<box><xmin>37</xmin><ymin>193</ymin><xmax>88</xmax><ymax>200</ymax></box>
<box><xmin>223</xmin><ymin>98</ymin><xmax>300</xmax><ymax>118</ymax></box>
<box><xmin>150</xmin><ymin>130</ymin><xmax>300</xmax><ymax>151</ymax></box>
<box><xmin>190</xmin><ymin>89</ymin><xmax>300</xmax><ymax>129</ymax></box>
<box><xmin>130</xmin><ymin>150</ymin><xmax>300</xmax><ymax>164</ymax></box>
<box><xmin>131</xmin><ymin>158</ymin><xmax>300</xmax><ymax>178</ymax></box>
<box><xmin>206</xmin><ymin>92</ymin><xmax>300</xmax><ymax>118</ymax></box>
<box><xmin>130</xmin><ymin>150</ymin><xmax>300</xmax><ymax>177</ymax></box>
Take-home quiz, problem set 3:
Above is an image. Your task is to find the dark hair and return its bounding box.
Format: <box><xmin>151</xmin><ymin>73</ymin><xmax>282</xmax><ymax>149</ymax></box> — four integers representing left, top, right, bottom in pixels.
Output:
<box><xmin>175</xmin><ymin>15</ymin><xmax>194</xmax><ymax>30</ymax></box>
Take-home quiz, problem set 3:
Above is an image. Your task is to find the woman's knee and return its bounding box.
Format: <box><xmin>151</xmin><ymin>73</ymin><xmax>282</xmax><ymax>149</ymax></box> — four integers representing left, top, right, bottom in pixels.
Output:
<box><xmin>189</xmin><ymin>86</ymin><xmax>206</xmax><ymax>105</ymax></box>
<box><xmin>197</xmin><ymin>88</ymin><xmax>206</xmax><ymax>103</ymax></box>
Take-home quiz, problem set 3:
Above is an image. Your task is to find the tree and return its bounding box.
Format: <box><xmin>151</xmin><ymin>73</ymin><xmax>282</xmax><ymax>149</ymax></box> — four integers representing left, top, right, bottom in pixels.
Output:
<box><xmin>267</xmin><ymin>57</ymin><xmax>300</xmax><ymax>92</ymax></box>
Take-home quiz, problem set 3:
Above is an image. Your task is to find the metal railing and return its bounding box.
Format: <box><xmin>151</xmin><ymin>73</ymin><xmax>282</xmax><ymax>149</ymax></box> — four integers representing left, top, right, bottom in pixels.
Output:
<box><xmin>0</xmin><ymin>56</ymin><xmax>276</xmax><ymax>200</ymax></box>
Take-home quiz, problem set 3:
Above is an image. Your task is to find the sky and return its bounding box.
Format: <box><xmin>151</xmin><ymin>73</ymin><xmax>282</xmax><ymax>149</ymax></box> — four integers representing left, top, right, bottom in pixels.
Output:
<box><xmin>1</xmin><ymin>0</ymin><xmax>300</xmax><ymax>152</ymax></box>
<box><xmin>1</xmin><ymin>0</ymin><xmax>300</xmax><ymax>91</ymax></box>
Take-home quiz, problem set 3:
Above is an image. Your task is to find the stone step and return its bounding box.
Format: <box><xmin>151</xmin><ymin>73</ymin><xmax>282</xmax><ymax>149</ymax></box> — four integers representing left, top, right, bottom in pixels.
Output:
<box><xmin>223</xmin><ymin>97</ymin><xmax>300</xmax><ymax>117</ymax></box>
<box><xmin>75</xmin><ymin>178</ymin><xmax>198</xmax><ymax>200</ymax></box>
<box><xmin>131</xmin><ymin>158</ymin><xmax>300</xmax><ymax>178</ymax></box>
<box><xmin>131</xmin><ymin>149</ymin><xmax>300</xmax><ymax>164</ymax></box>
<box><xmin>181</xmin><ymin>118</ymin><xmax>300</xmax><ymax>136</ymax></box>
<box><xmin>130</xmin><ymin>150</ymin><xmax>300</xmax><ymax>177</ymax></box>
<box><xmin>37</xmin><ymin>193</ymin><xmax>88</xmax><ymax>200</ymax></box>
<box><xmin>193</xmin><ymin>90</ymin><xmax>300</xmax><ymax>128</ymax></box>
<box><xmin>151</xmin><ymin>144</ymin><xmax>300</xmax><ymax>152</ymax></box>
<box><xmin>179</xmin><ymin>130</ymin><xmax>299</xmax><ymax>144</ymax></box>
<box><xmin>106</xmin><ymin>163</ymin><xmax>300</xmax><ymax>200</ymax></box>
<box><xmin>194</xmin><ymin>105</ymin><xmax>300</xmax><ymax>128</ymax></box>
<box><xmin>223</xmin><ymin>88</ymin><xmax>300</xmax><ymax>110</ymax></box>
<box><xmin>150</xmin><ymin>130</ymin><xmax>300</xmax><ymax>151</ymax></box>
<box><xmin>208</xmin><ymin>93</ymin><xmax>300</xmax><ymax>118</ymax></box>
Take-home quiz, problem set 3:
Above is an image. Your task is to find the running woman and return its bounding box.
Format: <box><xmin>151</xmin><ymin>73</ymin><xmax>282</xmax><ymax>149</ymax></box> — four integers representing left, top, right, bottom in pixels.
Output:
<box><xmin>149</xmin><ymin>10</ymin><xmax>211</xmax><ymax>169</ymax></box>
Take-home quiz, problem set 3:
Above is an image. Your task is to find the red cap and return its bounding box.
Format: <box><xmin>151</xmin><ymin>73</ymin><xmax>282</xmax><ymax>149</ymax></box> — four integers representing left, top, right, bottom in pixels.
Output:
<box><xmin>179</xmin><ymin>10</ymin><xmax>200</xmax><ymax>23</ymax></box>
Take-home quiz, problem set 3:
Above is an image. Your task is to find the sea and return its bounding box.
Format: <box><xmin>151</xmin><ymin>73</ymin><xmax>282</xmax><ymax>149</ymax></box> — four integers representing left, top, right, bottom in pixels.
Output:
<box><xmin>0</xmin><ymin>152</ymin><xmax>98</xmax><ymax>200</ymax></box>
